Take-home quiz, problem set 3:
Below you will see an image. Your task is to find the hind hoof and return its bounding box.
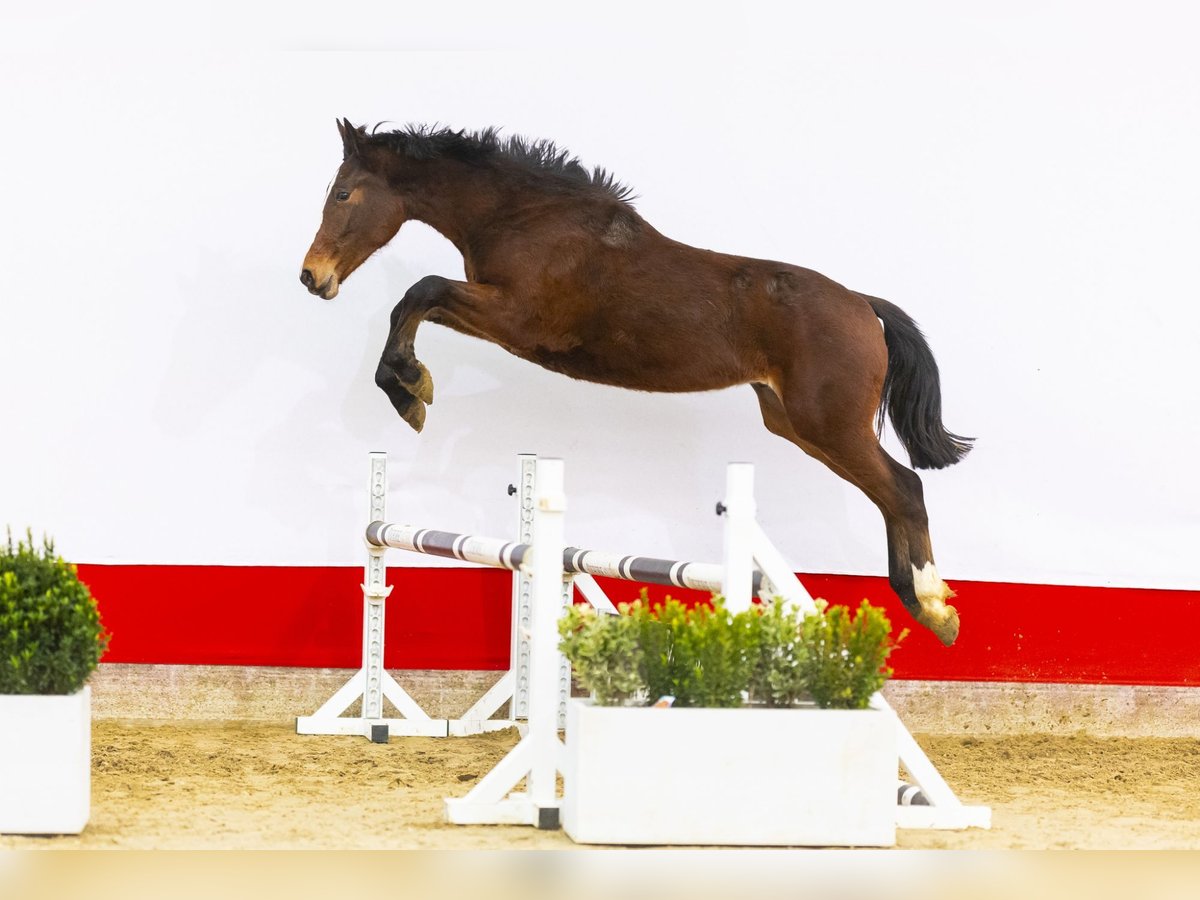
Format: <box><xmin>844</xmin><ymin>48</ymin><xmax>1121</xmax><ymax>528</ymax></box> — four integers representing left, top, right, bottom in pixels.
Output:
<box><xmin>920</xmin><ymin>604</ymin><xmax>960</xmax><ymax>647</ymax></box>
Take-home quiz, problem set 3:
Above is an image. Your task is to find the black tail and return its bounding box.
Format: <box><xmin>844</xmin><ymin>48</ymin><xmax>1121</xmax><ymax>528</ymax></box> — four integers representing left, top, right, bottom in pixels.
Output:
<box><xmin>863</xmin><ymin>295</ymin><xmax>973</xmax><ymax>470</ymax></box>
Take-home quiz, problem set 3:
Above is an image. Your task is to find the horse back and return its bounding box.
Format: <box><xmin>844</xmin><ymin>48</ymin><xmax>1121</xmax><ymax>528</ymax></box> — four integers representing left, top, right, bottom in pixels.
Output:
<box><xmin>467</xmin><ymin>198</ymin><xmax>881</xmax><ymax>392</ymax></box>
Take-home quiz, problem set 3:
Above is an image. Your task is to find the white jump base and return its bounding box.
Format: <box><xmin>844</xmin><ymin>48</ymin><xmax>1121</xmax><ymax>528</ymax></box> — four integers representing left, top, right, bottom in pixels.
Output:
<box><xmin>298</xmin><ymin>452</ymin><xmax>991</xmax><ymax>837</ymax></box>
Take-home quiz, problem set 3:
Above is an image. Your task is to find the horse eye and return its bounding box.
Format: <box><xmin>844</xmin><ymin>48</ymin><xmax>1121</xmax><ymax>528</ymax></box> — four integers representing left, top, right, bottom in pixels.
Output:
<box><xmin>336</xmin><ymin>190</ymin><xmax>350</xmax><ymax>201</ymax></box>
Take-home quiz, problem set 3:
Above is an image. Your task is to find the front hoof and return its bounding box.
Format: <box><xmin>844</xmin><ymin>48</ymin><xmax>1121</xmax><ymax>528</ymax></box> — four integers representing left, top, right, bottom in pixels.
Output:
<box><xmin>400</xmin><ymin>398</ymin><xmax>427</xmax><ymax>432</ymax></box>
<box><xmin>407</xmin><ymin>359</ymin><xmax>434</xmax><ymax>405</ymax></box>
<box><xmin>380</xmin><ymin>382</ymin><xmax>427</xmax><ymax>432</ymax></box>
<box><xmin>391</xmin><ymin>393</ymin><xmax>426</xmax><ymax>432</ymax></box>
<box><xmin>382</xmin><ymin>355</ymin><xmax>434</xmax><ymax>405</ymax></box>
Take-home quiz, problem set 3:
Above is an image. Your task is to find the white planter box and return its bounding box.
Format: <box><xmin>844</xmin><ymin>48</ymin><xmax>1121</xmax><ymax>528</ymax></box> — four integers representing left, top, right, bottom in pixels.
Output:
<box><xmin>0</xmin><ymin>686</ymin><xmax>91</xmax><ymax>834</ymax></box>
<box><xmin>562</xmin><ymin>698</ymin><xmax>895</xmax><ymax>846</ymax></box>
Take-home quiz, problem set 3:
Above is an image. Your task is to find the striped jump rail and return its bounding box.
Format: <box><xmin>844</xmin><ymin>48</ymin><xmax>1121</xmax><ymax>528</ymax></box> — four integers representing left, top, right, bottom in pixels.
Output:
<box><xmin>364</xmin><ymin>521</ymin><xmax>765</xmax><ymax>596</ymax></box>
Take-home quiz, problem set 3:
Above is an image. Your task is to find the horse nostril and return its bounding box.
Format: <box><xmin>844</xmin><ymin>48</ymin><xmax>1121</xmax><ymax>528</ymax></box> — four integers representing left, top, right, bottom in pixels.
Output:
<box><xmin>300</xmin><ymin>268</ymin><xmax>315</xmax><ymax>289</ymax></box>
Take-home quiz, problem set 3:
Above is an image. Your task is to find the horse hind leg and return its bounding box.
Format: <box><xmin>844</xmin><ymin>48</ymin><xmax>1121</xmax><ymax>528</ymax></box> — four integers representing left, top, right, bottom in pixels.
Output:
<box><xmin>752</xmin><ymin>382</ymin><xmax>960</xmax><ymax>646</ymax></box>
<box><xmin>880</xmin><ymin>462</ymin><xmax>959</xmax><ymax>646</ymax></box>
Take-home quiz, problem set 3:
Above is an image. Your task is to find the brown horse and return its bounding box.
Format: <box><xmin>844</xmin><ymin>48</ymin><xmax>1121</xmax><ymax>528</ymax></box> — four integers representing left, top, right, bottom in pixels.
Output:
<box><xmin>301</xmin><ymin>120</ymin><xmax>972</xmax><ymax>646</ymax></box>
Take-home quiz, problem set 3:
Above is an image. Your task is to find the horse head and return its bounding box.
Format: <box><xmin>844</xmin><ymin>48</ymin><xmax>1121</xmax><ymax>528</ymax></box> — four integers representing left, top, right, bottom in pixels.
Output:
<box><xmin>300</xmin><ymin>119</ymin><xmax>408</xmax><ymax>300</ymax></box>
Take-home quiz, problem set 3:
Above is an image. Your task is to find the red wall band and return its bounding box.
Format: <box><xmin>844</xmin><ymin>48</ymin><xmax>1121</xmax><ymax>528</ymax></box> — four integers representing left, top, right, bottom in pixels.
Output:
<box><xmin>76</xmin><ymin>564</ymin><xmax>1199</xmax><ymax>687</ymax></box>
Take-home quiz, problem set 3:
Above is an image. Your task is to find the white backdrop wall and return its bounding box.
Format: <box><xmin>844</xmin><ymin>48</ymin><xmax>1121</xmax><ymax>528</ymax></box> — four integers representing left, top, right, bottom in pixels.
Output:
<box><xmin>2</xmin><ymin>3</ymin><xmax>1197</xmax><ymax>589</ymax></box>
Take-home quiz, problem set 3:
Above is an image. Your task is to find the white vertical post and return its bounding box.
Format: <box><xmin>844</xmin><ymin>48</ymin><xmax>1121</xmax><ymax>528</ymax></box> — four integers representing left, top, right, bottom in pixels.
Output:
<box><xmin>558</xmin><ymin>574</ymin><xmax>576</xmax><ymax>729</ymax></box>
<box><xmin>525</xmin><ymin>457</ymin><xmax>566</xmax><ymax>814</ymax></box>
<box><xmin>362</xmin><ymin>452</ymin><xmax>393</xmax><ymax>733</ymax></box>
<box><xmin>721</xmin><ymin>463</ymin><xmax>756</xmax><ymax>613</ymax></box>
<box><xmin>509</xmin><ymin>454</ymin><xmax>537</xmax><ymax>721</ymax></box>
<box><xmin>299</xmin><ymin>452</ymin><xmax>443</xmax><ymax>739</ymax></box>
<box><xmin>443</xmin><ymin>457</ymin><xmax>568</xmax><ymax>826</ymax></box>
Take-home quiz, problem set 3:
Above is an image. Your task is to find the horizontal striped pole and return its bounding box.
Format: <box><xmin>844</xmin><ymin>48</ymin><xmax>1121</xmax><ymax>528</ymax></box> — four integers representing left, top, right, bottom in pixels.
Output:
<box><xmin>563</xmin><ymin>547</ymin><xmax>763</xmax><ymax>596</ymax></box>
<box><xmin>366</xmin><ymin>522</ymin><xmax>762</xmax><ymax>596</ymax></box>
<box><xmin>366</xmin><ymin>523</ymin><xmax>527</xmax><ymax>571</ymax></box>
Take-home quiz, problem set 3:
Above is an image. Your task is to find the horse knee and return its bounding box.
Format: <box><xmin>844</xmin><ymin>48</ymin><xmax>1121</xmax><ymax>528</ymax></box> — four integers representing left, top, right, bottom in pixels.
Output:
<box><xmin>390</xmin><ymin>275</ymin><xmax>448</xmax><ymax>329</ymax></box>
<box><xmin>406</xmin><ymin>274</ymin><xmax>447</xmax><ymax>307</ymax></box>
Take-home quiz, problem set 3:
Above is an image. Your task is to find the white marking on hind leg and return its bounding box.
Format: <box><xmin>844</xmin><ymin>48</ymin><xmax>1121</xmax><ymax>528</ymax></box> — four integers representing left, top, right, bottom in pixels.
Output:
<box><xmin>912</xmin><ymin>561</ymin><xmax>960</xmax><ymax>646</ymax></box>
<box><xmin>912</xmin><ymin>561</ymin><xmax>955</xmax><ymax>617</ymax></box>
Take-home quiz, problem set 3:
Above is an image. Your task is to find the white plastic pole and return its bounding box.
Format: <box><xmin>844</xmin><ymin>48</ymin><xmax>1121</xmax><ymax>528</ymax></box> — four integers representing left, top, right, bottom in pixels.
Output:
<box><xmin>509</xmin><ymin>454</ymin><xmax>537</xmax><ymax>720</ymax></box>
<box><xmin>362</xmin><ymin>452</ymin><xmax>392</xmax><ymax>726</ymax></box>
<box><xmin>525</xmin><ymin>457</ymin><xmax>567</xmax><ymax>813</ymax></box>
<box><xmin>721</xmin><ymin>463</ymin><xmax>756</xmax><ymax>612</ymax></box>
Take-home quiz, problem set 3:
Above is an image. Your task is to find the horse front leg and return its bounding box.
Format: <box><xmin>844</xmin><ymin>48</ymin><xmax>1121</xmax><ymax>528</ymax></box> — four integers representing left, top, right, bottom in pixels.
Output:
<box><xmin>375</xmin><ymin>277</ymin><xmax>437</xmax><ymax>432</ymax></box>
<box><xmin>375</xmin><ymin>275</ymin><xmax>511</xmax><ymax>432</ymax></box>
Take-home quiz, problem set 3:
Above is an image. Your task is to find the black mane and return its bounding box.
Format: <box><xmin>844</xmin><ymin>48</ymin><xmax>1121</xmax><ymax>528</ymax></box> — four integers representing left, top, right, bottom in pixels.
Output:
<box><xmin>364</xmin><ymin>124</ymin><xmax>636</xmax><ymax>204</ymax></box>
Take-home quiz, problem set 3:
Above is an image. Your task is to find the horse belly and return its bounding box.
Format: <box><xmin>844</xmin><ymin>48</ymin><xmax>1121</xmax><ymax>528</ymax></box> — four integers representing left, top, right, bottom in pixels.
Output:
<box><xmin>525</xmin><ymin>327</ymin><xmax>743</xmax><ymax>393</ymax></box>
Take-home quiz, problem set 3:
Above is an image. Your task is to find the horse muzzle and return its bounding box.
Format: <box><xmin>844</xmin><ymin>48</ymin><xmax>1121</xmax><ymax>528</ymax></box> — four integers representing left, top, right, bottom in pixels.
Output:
<box><xmin>300</xmin><ymin>267</ymin><xmax>340</xmax><ymax>300</ymax></box>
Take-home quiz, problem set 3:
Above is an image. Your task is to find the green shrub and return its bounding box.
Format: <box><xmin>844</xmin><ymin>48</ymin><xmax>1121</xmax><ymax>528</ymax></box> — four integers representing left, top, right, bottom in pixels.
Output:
<box><xmin>0</xmin><ymin>530</ymin><xmax>110</xmax><ymax>695</ymax></box>
<box><xmin>744</xmin><ymin>596</ymin><xmax>809</xmax><ymax>708</ymax></box>
<box><xmin>559</xmin><ymin>590</ymin><xmax>904</xmax><ymax>710</ymax></box>
<box><xmin>797</xmin><ymin>599</ymin><xmax>907</xmax><ymax>710</ymax></box>
<box><xmin>558</xmin><ymin>602</ymin><xmax>644</xmax><ymax>706</ymax></box>
<box><xmin>626</xmin><ymin>595</ymin><xmax>755</xmax><ymax>708</ymax></box>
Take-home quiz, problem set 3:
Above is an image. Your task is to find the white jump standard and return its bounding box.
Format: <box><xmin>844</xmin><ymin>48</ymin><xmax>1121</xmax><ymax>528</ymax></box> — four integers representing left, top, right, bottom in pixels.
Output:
<box><xmin>298</xmin><ymin>453</ymin><xmax>772</xmax><ymax>744</ymax></box>
<box><xmin>297</xmin><ymin>453</ymin><xmax>546</xmax><ymax>741</ymax></box>
<box><xmin>295</xmin><ymin>453</ymin><xmax>445</xmax><ymax>741</ymax></box>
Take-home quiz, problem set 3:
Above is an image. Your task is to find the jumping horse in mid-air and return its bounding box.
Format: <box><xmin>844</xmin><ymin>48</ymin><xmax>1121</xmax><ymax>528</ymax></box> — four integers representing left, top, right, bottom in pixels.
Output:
<box><xmin>300</xmin><ymin>120</ymin><xmax>973</xmax><ymax>645</ymax></box>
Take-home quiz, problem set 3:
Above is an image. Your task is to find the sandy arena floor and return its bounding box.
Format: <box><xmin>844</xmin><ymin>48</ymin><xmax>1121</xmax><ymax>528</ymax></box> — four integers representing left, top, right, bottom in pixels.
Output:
<box><xmin>2</xmin><ymin>721</ymin><xmax>1198</xmax><ymax>849</ymax></box>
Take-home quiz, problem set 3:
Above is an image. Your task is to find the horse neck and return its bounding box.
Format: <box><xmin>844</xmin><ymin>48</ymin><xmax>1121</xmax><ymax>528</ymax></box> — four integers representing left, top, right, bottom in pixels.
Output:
<box><xmin>392</xmin><ymin>158</ymin><xmax>512</xmax><ymax>254</ymax></box>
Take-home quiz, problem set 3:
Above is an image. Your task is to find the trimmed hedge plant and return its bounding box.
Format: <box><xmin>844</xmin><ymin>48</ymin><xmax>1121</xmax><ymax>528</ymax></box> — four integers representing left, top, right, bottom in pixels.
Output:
<box><xmin>1</xmin><ymin>530</ymin><xmax>109</xmax><ymax>695</ymax></box>
<box><xmin>798</xmin><ymin>598</ymin><xmax>907</xmax><ymax>710</ymax></box>
<box><xmin>558</xmin><ymin>591</ymin><xmax>905</xmax><ymax>710</ymax></box>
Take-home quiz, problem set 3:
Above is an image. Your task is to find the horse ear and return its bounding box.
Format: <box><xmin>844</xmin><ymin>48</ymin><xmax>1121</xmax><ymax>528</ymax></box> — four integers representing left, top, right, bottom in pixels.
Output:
<box><xmin>338</xmin><ymin>117</ymin><xmax>361</xmax><ymax>160</ymax></box>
